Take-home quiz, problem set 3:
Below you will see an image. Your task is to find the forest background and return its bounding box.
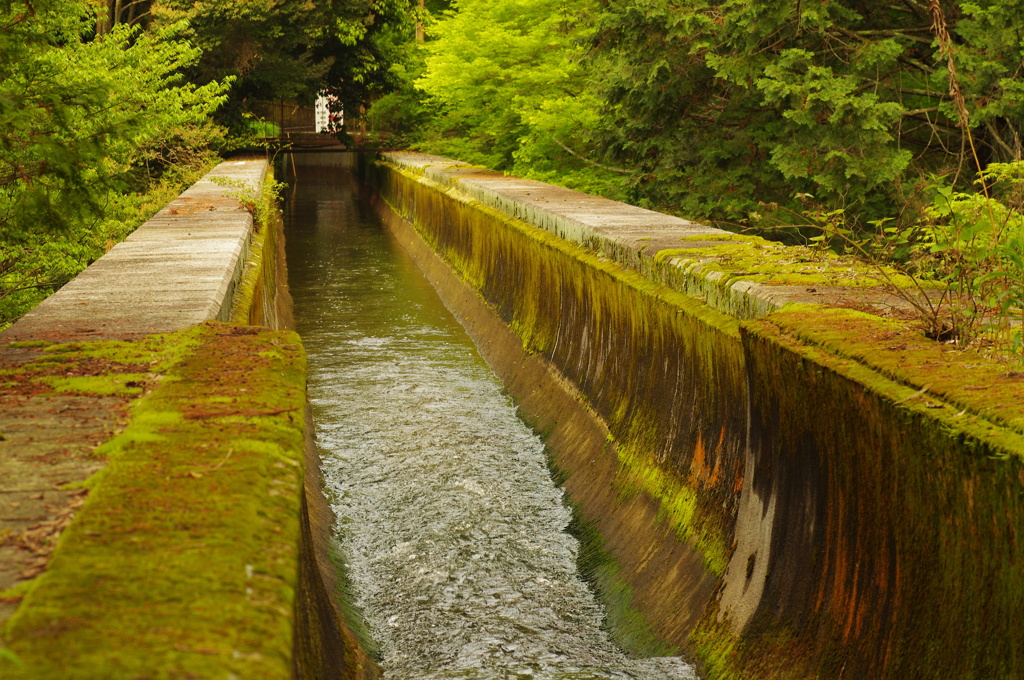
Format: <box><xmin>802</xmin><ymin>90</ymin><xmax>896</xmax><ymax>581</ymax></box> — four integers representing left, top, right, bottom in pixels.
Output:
<box><xmin>3</xmin><ymin>0</ymin><xmax>1023</xmax><ymax>354</ymax></box>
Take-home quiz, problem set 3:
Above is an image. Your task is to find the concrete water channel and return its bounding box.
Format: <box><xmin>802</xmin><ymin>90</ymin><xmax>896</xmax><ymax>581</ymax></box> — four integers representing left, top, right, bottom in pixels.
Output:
<box><xmin>2</xmin><ymin>149</ymin><xmax>1023</xmax><ymax>680</ymax></box>
<box><xmin>285</xmin><ymin>152</ymin><xmax>696</xmax><ymax>679</ymax></box>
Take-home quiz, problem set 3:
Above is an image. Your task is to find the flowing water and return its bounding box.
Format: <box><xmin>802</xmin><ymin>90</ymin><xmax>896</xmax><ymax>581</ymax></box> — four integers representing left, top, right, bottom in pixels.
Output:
<box><xmin>284</xmin><ymin>153</ymin><xmax>695</xmax><ymax>680</ymax></box>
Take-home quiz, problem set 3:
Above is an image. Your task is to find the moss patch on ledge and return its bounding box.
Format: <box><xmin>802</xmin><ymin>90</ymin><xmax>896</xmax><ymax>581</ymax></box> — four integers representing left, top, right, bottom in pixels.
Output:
<box><xmin>755</xmin><ymin>304</ymin><xmax>1024</xmax><ymax>443</ymax></box>
<box><xmin>0</xmin><ymin>330</ymin><xmax>206</xmax><ymax>406</ymax></box>
<box><xmin>656</xmin><ymin>234</ymin><xmax>925</xmax><ymax>289</ymax></box>
<box><xmin>0</xmin><ymin>322</ymin><xmax>308</xmax><ymax>680</ymax></box>
<box><xmin>42</xmin><ymin>373</ymin><xmax>149</xmax><ymax>397</ymax></box>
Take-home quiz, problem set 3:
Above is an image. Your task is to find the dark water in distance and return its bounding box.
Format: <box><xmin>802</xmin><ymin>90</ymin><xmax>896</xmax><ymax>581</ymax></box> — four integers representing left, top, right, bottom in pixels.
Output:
<box><xmin>283</xmin><ymin>153</ymin><xmax>694</xmax><ymax>680</ymax></box>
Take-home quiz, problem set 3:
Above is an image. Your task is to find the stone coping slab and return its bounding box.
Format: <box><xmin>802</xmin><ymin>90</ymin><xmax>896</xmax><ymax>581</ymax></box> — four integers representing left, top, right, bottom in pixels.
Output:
<box><xmin>381</xmin><ymin>152</ymin><xmax>923</xmax><ymax>320</ymax></box>
<box><xmin>0</xmin><ymin>159</ymin><xmax>268</xmax><ymax>344</ymax></box>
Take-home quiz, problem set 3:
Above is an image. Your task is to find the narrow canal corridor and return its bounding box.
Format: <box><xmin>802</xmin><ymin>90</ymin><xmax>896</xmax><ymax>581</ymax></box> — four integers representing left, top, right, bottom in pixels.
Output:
<box><xmin>283</xmin><ymin>153</ymin><xmax>695</xmax><ymax>680</ymax></box>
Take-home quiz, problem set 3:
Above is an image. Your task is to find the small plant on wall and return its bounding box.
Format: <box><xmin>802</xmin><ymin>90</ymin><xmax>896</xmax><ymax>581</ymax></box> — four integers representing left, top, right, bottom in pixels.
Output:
<box><xmin>755</xmin><ymin>0</ymin><xmax>1024</xmax><ymax>365</ymax></box>
<box><xmin>772</xmin><ymin>163</ymin><xmax>1024</xmax><ymax>365</ymax></box>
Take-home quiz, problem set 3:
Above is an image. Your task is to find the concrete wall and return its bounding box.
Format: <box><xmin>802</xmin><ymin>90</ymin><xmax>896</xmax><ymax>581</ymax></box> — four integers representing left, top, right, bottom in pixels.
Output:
<box><xmin>2</xmin><ymin>160</ymin><xmax>265</xmax><ymax>343</ymax></box>
<box><xmin>372</xmin><ymin>152</ymin><xmax>1024</xmax><ymax>680</ymax></box>
<box><xmin>0</xmin><ymin>159</ymin><xmax>376</xmax><ymax>679</ymax></box>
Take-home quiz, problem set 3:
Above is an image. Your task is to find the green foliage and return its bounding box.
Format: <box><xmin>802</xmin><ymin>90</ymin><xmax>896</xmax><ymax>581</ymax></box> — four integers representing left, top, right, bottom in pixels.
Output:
<box><xmin>409</xmin><ymin>0</ymin><xmax>627</xmax><ymax>198</ymax></box>
<box><xmin>777</xmin><ymin>162</ymin><xmax>1024</xmax><ymax>360</ymax></box>
<box><xmin>588</xmin><ymin>0</ymin><xmax>1024</xmax><ymax>225</ymax></box>
<box><xmin>911</xmin><ymin>165</ymin><xmax>1024</xmax><ymax>354</ymax></box>
<box><xmin>0</xmin><ymin>4</ymin><xmax>227</xmax><ymax>239</ymax></box>
<box><xmin>151</xmin><ymin>0</ymin><xmax>417</xmax><ymax>134</ymax></box>
<box><xmin>0</xmin><ymin>0</ymin><xmax>225</xmax><ymax>329</ymax></box>
<box><xmin>152</xmin><ymin>0</ymin><xmax>333</xmax><ymax>105</ymax></box>
<box><xmin>0</xmin><ymin>0</ymin><xmax>417</xmax><ymax>331</ymax></box>
<box><xmin>756</xmin><ymin>48</ymin><xmax>912</xmax><ymax>196</ymax></box>
<box><xmin>363</xmin><ymin>18</ymin><xmax>436</xmax><ymax>148</ymax></box>
<box><xmin>209</xmin><ymin>171</ymin><xmax>286</xmax><ymax>231</ymax></box>
<box><xmin>395</xmin><ymin>0</ymin><xmax>1024</xmax><ymax>230</ymax></box>
<box><xmin>384</xmin><ymin>0</ymin><xmax>1024</xmax><ymax>357</ymax></box>
<box><xmin>246</xmin><ymin>118</ymin><xmax>281</xmax><ymax>138</ymax></box>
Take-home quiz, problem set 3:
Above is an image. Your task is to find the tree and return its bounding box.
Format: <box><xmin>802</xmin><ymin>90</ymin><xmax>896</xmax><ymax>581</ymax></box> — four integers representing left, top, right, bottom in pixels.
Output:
<box><xmin>400</xmin><ymin>0</ymin><xmax>1024</xmax><ymax>230</ymax></box>
<box><xmin>414</xmin><ymin>0</ymin><xmax>625</xmax><ymax>195</ymax></box>
<box><xmin>145</xmin><ymin>0</ymin><xmax>416</xmax><ymax>134</ymax></box>
<box><xmin>0</xmin><ymin>0</ymin><xmax>229</xmax><ymax>326</ymax></box>
<box><xmin>587</xmin><ymin>0</ymin><xmax>1024</xmax><ymax>226</ymax></box>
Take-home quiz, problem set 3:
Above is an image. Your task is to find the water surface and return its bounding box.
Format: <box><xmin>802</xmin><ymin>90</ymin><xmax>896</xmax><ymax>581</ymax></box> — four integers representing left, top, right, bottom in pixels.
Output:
<box><xmin>284</xmin><ymin>153</ymin><xmax>695</xmax><ymax>680</ymax></box>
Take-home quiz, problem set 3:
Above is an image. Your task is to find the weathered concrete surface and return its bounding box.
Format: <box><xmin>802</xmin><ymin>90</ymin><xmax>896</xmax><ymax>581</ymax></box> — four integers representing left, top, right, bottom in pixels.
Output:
<box><xmin>381</xmin><ymin>152</ymin><xmax>927</xmax><ymax>320</ymax></box>
<box><xmin>0</xmin><ymin>324</ymin><xmax>310</xmax><ymax>680</ymax></box>
<box><xmin>0</xmin><ymin>343</ymin><xmax>167</xmax><ymax>628</ymax></box>
<box><xmin>1</xmin><ymin>158</ymin><xmax>378</xmax><ymax>680</ymax></box>
<box><xmin>373</xmin><ymin>153</ymin><xmax>1024</xmax><ymax>680</ymax></box>
<box><xmin>382</xmin><ymin>152</ymin><xmax>722</xmax><ymax>249</ymax></box>
<box><xmin>0</xmin><ymin>160</ymin><xmax>267</xmax><ymax>344</ymax></box>
<box><xmin>0</xmin><ymin>160</ymin><xmax>267</xmax><ymax>627</ymax></box>
<box><xmin>0</xmin><ymin>347</ymin><xmax>113</xmax><ymax>623</ymax></box>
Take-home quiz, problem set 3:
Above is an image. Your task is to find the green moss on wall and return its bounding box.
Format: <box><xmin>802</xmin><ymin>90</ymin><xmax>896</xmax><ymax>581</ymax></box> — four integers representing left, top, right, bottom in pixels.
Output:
<box><xmin>0</xmin><ymin>322</ymin><xmax>309</xmax><ymax>680</ymax></box>
<box><xmin>37</xmin><ymin>329</ymin><xmax>207</xmax><ymax>373</ymax></box>
<box><xmin>655</xmin><ymin>234</ymin><xmax>926</xmax><ymax>289</ymax></box>
<box><xmin>568</xmin><ymin>501</ymin><xmax>679</xmax><ymax>659</ymax></box>
<box><xmin>231</xmin><ymin>168</ymin><xmax>283</xmax><ymax>327</ymax></box>
<box><xmin>759</xmin><ymin>304</ymin><xmax>1024</xmax><ymax>439</ymax></box>
<box><xmin>5</xmin><ymin>340</ymin><xmax>51</xmax><ymax>349</ymax></box>
<box><xmin>0</xmin><ymin>329</ymin><xmax>208</xmax><ymax>413</ymax></box>
<box><xmin>725</xmin><ymin>315</ymin><xmax>1024</xmax><ymax>679</ymax></box>
<box><xmin>614</xmin><ymin>444</ymin><xmax>730</xmax><ymax>576</ymax></box>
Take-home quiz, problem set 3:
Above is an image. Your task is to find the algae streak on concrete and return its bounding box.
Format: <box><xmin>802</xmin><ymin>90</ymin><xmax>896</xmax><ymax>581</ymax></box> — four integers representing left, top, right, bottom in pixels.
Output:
<box><xmin>372</xmin><ymin>152</ymin><xmax>1024</xmax><ymax>680</ymax></box>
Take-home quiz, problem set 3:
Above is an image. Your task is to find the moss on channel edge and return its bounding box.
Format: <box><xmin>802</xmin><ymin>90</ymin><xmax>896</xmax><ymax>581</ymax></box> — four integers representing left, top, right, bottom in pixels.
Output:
<box><xmin>656</xmin><ymin>234</ymin><xmax>924</xmax><ymax>289</ymax></box>
<box><xmin>758</xmin><ymin>303</ymin><xmax>1024</xmax><ymax>439</ymax></box>
<box><xmin>0</xmin><ymin>329</ymin><xmax>207</xmax><ymax>409</ymax></box>
<box><xmin>0</xmin><ymin>321</ymin><xmax>308</xmax><ymax>680</ymax></box>
<box><xmin>231</xmin><ymin>168</ymin><xmax>282</xmax><ymax>327</ymax></box>
<box><xmin>545</xmin><ymin>443</ymin><xmax>678</xmax><ymax>659</ymax></box>
<box><xmin>714</xmin><ymin>313</ymin><xmax>1024</xmax><ymax>680</ymax></box>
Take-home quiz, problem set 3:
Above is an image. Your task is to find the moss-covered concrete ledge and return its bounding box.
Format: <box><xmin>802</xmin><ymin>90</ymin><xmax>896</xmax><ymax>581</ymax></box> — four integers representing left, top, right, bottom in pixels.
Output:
<box><xmin>0</xmin><ymin>323</ymin><xmax>373</xmax><ymax>679</ymax></box>
<box><xmin>381</xmin><ymin>152</ymin><xmax>924</xmax><ymax>320</ymax></box>
<box><xmin>1</xmin><ymin>159</ymin><xmax>274</xmax><ymax>613</ymax></box>
<box><xmin>371</xmin><ymin>153</ymin><xmax>1024</xmax><ymax>679</ymax></box>
<box><xmin>1</xmin><ymin>160</ymin><xmax>377</xmax><ymax>678</ymax></box>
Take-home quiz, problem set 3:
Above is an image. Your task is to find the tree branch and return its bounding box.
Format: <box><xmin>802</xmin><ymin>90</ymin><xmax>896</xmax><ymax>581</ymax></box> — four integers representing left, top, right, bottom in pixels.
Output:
<box><xmin>552</xmin><ymin>137</ymin><xmax>630</xmax><ymax>173</ymax></box>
